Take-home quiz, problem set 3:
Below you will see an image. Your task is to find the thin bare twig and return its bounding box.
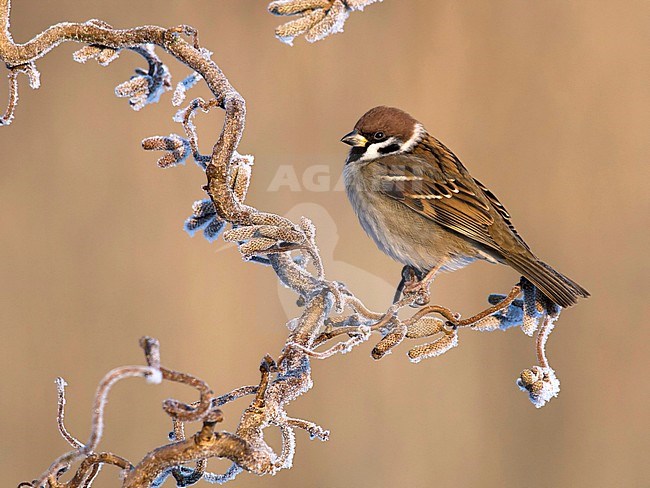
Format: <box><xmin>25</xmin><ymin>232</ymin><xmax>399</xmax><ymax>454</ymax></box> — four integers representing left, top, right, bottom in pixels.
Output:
<box><xmin>55</xmin><ymin>378</ymin><xmax>83</xmax><ymax>449</ymax></box>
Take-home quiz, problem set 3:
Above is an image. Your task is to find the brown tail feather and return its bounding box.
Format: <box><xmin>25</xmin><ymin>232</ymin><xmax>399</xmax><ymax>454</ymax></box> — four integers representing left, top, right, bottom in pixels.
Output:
<box><xmin>505</xmin><ymin>254</ymin><xmax>590</xmax><ymax>308</ymax></box>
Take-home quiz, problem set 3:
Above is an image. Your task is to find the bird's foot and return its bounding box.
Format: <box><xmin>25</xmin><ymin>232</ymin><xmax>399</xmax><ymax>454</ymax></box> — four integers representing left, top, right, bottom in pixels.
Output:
<box><xmin>401</xmin><ymin>264</ymin><xmax>444</xmax><ymax>307</ymax></box>
<box><xmin>394</xmin><ymin>266</ymin><xmax>425</xmax><ymax>305</ymax></box>
<box><xmin>403</xmin><ymin>278</ymin><xmax>432</xmax><ymax>307</ymax></box>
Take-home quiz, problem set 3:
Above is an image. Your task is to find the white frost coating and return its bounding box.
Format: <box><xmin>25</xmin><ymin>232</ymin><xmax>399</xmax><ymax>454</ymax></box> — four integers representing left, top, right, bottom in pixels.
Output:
<box><xmin>471</xmin><ymin>315</ymin><xmax>503</xmax><ymax>332</ymax></box>
<box><xmin>277</xmin><ymin>36</ymin><xmax>294</xmax><ymax>47</ymax></box>
<box><xmin>184</xmin><ymin>209</ymin><xmax>220</xmax><ymax>237</ymax></box>
<box><xmin>286</xmin><ymin>318</ymin><xmax>299</xmax><ymax>331</ymax></box>
<box><xmin>277</xmin><ymin>422</ymin><xmax>296</xmax><ymax>470</ymax></box>
<box><xmin>203</xmin><ymin>464</ymin><xmax>244</xmax><ymax>484</ymax></box>
<box><xmin>113</xmin><ymin>45</ymin><xmax>171</xmax><ymax>111</ymax></box>
<box><xmin>199</xmin><ymin>47</ymin><xmax>214</xmax><ymax>60</ymax></box>
<box><xmin>145</xmin><ymin>368</ymin><xmax>163</xmax><ymax>384</ymax></box>
<box><xmin>517</xmin><ymin>366</ymin><xmax>560</xmax><ymax>408</ymax></box>
<box><xmin>115</xmin><ymin>76</ymin><xmax>149</xmax><ymax>111</ymax></box>
<box><xmin>172</xmin><ymin>108</ymin><xmax>185</xmax><ymax>123</ymax></box>
<box><xmin>345</xmin><ymin>0</ymin><xmax>383</xmax><ymax>11</ymax></box>
<box><xmin>276</xmin><ymin>8</ymin><xmax>327</xmax><ymax>46</ymax></box>
<box><xmin>273</xmin><ymin>0</ymin><xmax>381</xmax><ymax>45</ymax></box>
<box><xmin>408</xmin><ymin>332</ymin><xmax>458</xmax><ymax>364</ymax></box>
<box><xmin>73</xmin><ymin>45</ymin><xmax>102</xmax><ymax>63</ymax></box>
<box><xmin>172</xmin><ymin>72</ymin><xmax>202</xmax><ymax>106</ymax></box>
<box><xmin>305</xmin><ymin>1</ymin><xmax>349</xmax><ymax>43</ymax></box>
<box><xmin>517</xmin><ymin>311</ymin><xmax>561</xmax><ymax>407</ymax></box>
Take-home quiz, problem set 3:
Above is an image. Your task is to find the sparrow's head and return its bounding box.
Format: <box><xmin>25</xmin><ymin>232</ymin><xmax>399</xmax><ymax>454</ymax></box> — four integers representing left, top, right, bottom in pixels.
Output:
<box><xmin>341</xmin><ymin>106</ymin><xmax>425</xmax><ymax>164</ymax></box>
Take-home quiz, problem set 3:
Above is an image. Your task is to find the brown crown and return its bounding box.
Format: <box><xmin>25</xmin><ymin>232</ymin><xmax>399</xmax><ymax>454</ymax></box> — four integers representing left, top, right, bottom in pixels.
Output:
<box><xmin>353</xmin><ymin>106</ymin><xmax>419</xmax><ymax>142</ymax></box>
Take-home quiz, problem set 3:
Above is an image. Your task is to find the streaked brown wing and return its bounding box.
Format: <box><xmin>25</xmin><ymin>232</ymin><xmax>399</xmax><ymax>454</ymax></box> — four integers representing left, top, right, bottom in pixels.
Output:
<box><xmin>473</xmin><ymin>177</ymin><xmax>531</xmax><ymax>251</ymax></box>
<box><xmin>376</xmin><ymin>158</ymin><xmax>502</xmax><ymax>252</ymax></box>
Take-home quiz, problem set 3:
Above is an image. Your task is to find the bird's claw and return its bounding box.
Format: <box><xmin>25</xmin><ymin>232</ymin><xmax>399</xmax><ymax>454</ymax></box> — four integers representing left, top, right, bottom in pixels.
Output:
<box><xmin>403</xmin><ymin>278</ymin><xmax>431</xmax><ymax>307</ymax></box>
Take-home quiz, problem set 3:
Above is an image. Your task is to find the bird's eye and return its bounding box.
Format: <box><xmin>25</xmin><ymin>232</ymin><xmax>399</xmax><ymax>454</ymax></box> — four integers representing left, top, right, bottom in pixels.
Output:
<box><xmin>373</xmin><ymin>131</ymin><xmax>385</xmax><ymax>140</ymax></box>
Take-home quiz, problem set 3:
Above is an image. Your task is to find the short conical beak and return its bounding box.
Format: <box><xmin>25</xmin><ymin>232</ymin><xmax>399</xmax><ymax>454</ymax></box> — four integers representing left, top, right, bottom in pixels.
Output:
<box><xmin>341</xmin><ymin>130</ymin><xmax>368</xmax><ymax>147</ymax></box>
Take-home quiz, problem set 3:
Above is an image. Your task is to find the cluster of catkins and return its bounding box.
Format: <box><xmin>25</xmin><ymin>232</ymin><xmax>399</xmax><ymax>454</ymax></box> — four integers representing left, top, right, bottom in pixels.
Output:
<box><xmin>268</xmin><ymin>0</ymin><xmax>382</xmax><ymax>45</ymax></box>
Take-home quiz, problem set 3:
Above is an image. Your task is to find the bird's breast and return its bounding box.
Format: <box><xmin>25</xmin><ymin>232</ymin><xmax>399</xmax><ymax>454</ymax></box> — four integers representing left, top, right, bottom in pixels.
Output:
<box><xmin>344</xmin><ymin>162</ymin><xmax>477</xmax><ymax>272</ymax></box>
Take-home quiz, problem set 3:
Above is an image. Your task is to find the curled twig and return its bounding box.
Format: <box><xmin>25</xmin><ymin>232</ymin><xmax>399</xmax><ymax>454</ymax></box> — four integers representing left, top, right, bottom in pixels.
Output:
<box><xmin>1</xmin><ymin>63</ymin><xmax>39</xmax><ymax>125</ymax></box>
<box><xmin>33</xmin><ymin>364</ymin><xmax>159</xmax><ymax>488</ymax></box>
<box><xmin>55</xmin><ymin>378</ymin><xmax>83</xmax><ymax>450</ymax></box>
<box><xmin>0</xmin><ymin>69</ymin><xmax>19</xmax><ymax>125</ymax></box>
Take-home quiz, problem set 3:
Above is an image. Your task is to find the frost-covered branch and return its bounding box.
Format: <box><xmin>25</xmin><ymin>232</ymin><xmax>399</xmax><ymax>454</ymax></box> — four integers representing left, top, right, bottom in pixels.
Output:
<box><xmin>268</xmin><ymin>0</ymin><xmax>383</xmax><ymax>45</ymax></box>
<box><xmin>2</xmin><ymin>2</ymin><xmax>562</xmax><ymax>486</ymax></box>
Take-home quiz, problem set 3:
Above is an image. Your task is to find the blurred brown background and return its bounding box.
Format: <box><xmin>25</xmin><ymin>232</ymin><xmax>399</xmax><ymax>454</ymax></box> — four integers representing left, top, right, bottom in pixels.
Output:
<box><xmin>1</xmin><ymin>1</ymin><xmax>648</xmax><ymax>487</ymax></box>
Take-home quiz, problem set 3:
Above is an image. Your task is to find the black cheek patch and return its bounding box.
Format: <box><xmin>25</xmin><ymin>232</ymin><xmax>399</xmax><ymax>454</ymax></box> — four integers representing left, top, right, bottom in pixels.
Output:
<box><xmin>378</xmin><ymin>143</ymin><xmax>401</xmax><ymax>154</ymax></box>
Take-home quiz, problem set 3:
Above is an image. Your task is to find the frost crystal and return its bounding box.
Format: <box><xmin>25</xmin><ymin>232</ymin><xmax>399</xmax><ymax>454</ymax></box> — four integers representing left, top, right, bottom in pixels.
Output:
<box><xmin>305</xmin><ymin>0</ymin><xmax>349</xmax><ymax>43</ymax></box>
<box><xmin>115</xmin><ymin>76</ymin><xmax>150</xmax><ymax>111</ymax></box>
<box><xmin>145</xmin><ymin>368</ymin><xmax>163</xmax><ymax>384</ymax></box>
<box><xmin>73</xmin><ymin>45</ymin><xmax>102</xmax><ymax>63</ymax></box>
<box><xmin>270</xmin><ymin>0</ymin><xmax>380</xmax><ymax>44</ymax></box>
<box><xmin>183</xmin><ymin>198</ymin><xmax>227</xmax><ymax>242</ymax></box>
<box><xmin>141</xmin><ymin>134</ymin><xmax>191</xmax><ymax>168</ymax></box>
<box><xmin>275</xmin><ymin>9</ymin><xmax>326</xmax><ymax>46</ymax></box>
<box><xmin>114</xmin><ymin>45</ymin><xmax>171</xmax><ymax>111</ymax></box>
<box><xmin>408</xmin><ymin>331</ymin><xmax>458</xmax><ymax>363</ymax></box>
<box><xmin>517</xmin><ymin>366</ymin><xmax>561</xmax><ymax>408</ymax></box>
<box><xmin>172</xmin><ymin>72</ymin><xmax>202</xmax><ymax>107</ymax></box>
<box><xmin>286</xmin><ymin>318</ymin><xmax>300</xmax><ymax>331</ymax></box>
<box><xmin>203</xmin><ymin>464</ymin><xmax>244</xmax><ymax>484</ymax></box>
<box><xmin>73</xmin><ymin>45</ymin><xmax>120</xmax><ymax>66</ymax></box>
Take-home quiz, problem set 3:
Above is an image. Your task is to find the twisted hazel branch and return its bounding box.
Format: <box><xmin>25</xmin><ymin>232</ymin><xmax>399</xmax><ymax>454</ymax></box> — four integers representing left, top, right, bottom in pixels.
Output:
<box><xmin>24</xmin><ymin>338</ymin><xmax>272</xmax><ymax>488</ymax></box>
<box><xmin>0</xmin><ymin>0</ymin><xmax>247</xmax><ymax>226</ymax></box>
<box><xmin>4</xmin><ymin>1</ymin><xmax>567</xmax><ymax>486</ymax></box>
<box><xmin>31</xmin><ymin>363</ymin><xmax>159</xmax><ymax>488</ymax></box>
<box><xmin>123</xmin><ymin>430</ymin><xmax>263</xmax><ymax>488</ymax></box>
